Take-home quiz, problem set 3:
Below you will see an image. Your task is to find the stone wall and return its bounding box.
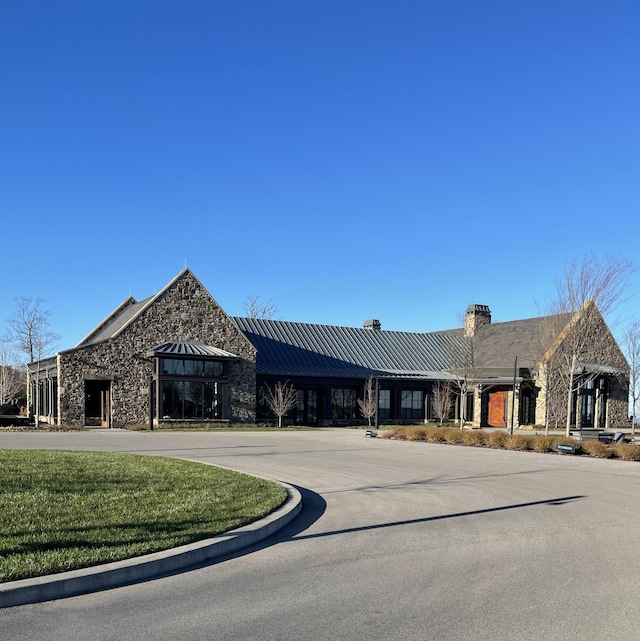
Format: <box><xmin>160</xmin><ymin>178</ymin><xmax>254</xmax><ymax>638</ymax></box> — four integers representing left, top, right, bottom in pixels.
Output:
<box><xmin>534</xmin><ymin>304</ymin><xmax>629</xmax><ymax>428</ymax></box>
<box><xmin>57</xmin><ymin>271</ymin><xmax>256</xmax><ymax>427</ymax></box>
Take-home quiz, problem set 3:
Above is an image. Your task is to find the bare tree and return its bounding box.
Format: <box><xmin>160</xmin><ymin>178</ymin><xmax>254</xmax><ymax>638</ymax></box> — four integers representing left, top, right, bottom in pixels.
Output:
<box><xmin>244</xmin><ymin>296</ymin><xmax>279</xmax><ymax>320</ymax></box>
<box><xmin>8</xmin><ymin>297</ymin><xmax>59</xmax><ymax>420</ymax></box>
<box><xmin>447</xmin><ymin>334</ymin><xmax>475</xmax><ymax>428</ymax></box>
<box><xmin>432</xmin><ymin>380</ymin><xmax>454</xmax><ymax>426</ymax></box>
<box><xmin>263</xmin><ymin>381</ymin><xmax>297</xmax><ymax>427</ymax></box>
<box><xmin>623</xmin><ymin>320</ymin><xmax>640</xmax><ymax>436</ymax></box>
<box><xmin>542</xmin><ymin>253</ymin><xmax>634</xmax><ymax>436</ymax></box>
<box><xmin>0</xmin><ymin>338</ymin><xmax>24</xmax><ymax>406</ymax></box>
<box><xmin>8</xmin><ymin>297</ymin><xmax>59</xmax><ymax>364</ymax></box>
<box><xmin>358</xmin><ymin>376</ymin><xmax>377</xmax><ymax>427</ymax></box>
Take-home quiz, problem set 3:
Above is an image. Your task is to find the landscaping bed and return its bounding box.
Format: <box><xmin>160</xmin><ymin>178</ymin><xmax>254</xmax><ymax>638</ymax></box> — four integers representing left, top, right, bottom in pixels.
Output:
<box><xmin>382</xmin><ymin>426</ymin><xmax>640</xmax><ymax>461</ymax></box>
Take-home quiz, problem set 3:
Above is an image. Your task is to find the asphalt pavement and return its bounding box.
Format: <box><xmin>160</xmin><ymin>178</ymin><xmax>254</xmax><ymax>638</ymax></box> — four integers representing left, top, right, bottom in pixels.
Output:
<box><xmin>2</xmin><ymin>428</ymin><xmax>640</xmax><ymax>641</ymax></box>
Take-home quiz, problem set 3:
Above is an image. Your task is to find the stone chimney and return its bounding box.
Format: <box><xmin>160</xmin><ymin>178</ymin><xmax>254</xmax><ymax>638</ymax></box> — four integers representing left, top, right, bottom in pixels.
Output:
<box><xmin>363</xmin><ymin>319</ymin><xmax>381</xmax><ymax>331</ymax></box>
<box><xmin>464</xmin><ymin>304</ymin><xmax>491</xmax><ymax>336</ymax></box>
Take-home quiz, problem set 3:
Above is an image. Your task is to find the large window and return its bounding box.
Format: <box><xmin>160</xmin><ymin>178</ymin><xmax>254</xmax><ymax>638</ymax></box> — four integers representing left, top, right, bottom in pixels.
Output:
<box><xmin>331</xmin><ymin>388</ymin><xmax>357</xmax><ymax>420</ymax></box>
<box><xmin>158</xmin><ymin>357</ymin><xmax>227</xmax><ymax>420</ymax></box>
<box><xmin>161</xmin><ymin>380</ymin><xmax>223</xmax><ymax>419</ymax></box>
<box><xmin>378</xmin><ymin>389</ymin><xmax>391</xmax><ymax>420</ymax></box>
<box><xmin>578</xmin><ymin>377</ymin><xmax>608</xmax><ymax>428</ymax></box>
<box><xmin>596</xmin><ymin>378</ymin><xmax>608</xmax><ymax>428</ymax></box>
<box><xmin>162</xmin><ymin>358</ymin><xmax>225</xmax><ymax>377</ymax></box>
<box><xmin>401</xmin><ymin>389</ymin><xmax>423</xmax><ymax>421</ymax></box>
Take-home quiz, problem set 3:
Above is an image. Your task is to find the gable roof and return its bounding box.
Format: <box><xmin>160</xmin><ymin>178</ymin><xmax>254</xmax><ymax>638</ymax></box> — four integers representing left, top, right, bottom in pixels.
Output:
<box><xmin>234</xmin><ymin>317</ymin><xmax>467</xmax><ymax>379</ymax></box>
<box><xmin>76</xmin><ymin>296</ymin><xmax>155</xmax><ymax>347</ymax></box>
<box><xmin>473</xmin><ymin>313</ymin><xmax>573</xmax><ymax>370</ymax></box>
<box><xmin>235</xmin><ymin>311</ymin><xmax>582</xmax><ymax>381</ymax></box>
<box><xmin>75</xmin><ymin>269</ymin><xmax>205</xmax><ymax>348</ymax></box>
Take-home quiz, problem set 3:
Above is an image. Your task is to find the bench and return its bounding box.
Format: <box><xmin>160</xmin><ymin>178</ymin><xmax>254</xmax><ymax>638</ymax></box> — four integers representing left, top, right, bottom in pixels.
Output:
<box><xmin>570</xmin><ymin>429</ymin><xmax>601</xmax><ymax>442</ymax></box>
<box><xmin>570</xmin><ymin>430</ymin><xmax>621</xmax><ymax>444</ymax></box>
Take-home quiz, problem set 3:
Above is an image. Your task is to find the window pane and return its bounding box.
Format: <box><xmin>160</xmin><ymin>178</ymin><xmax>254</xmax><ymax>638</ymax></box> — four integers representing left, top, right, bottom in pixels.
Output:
<box><xmin>204</xmin><ymin>361</ymin><xmax>224</xmax><ymax>377</ymax></box>
<box><xmin>331</xmin><ymin>388</ymin><xmax>357</xmax><ymax>420</ymax></box>
<box><xmin>184</xmin><ymin>381</ymin><xmax>204</xmax><ymax>418</ymax></box>
<box><xmin>401</xmin><ymin>390</ymin><xmax>422</xmax><ymax>420</ymax></box>
<box><xmin>308</xmin><ymin>390</ymin><xmax>317</xmax><ymax>423</ymax></box>
<box><xmin>162</xmin><ymin>380</ymin><xmax>183</xmax><ymax>418</ymax></box>
<box><xmin>379</xmin><ymin>389</ymin><xmax>391</xmax><ymax>420</ymax></box>
<box><xmin>184</xmin><ymin>360</ymin><xmax>203</xmax><ymax>377</ymax></box>
<box><xmin>163</xmin><ymin>359</ymin><xmax>183</xmax><ymax>376</ymax></box>
<box><xmin>204</xmin><ymin>381</ymin><xmax>224</xmax><ymax>418</ymax></box>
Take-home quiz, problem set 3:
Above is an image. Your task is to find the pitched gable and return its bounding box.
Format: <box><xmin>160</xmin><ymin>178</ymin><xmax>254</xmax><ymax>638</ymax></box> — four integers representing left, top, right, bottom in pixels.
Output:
<box><xmin>73</xmin><ymin>269</ymin><xmax>255</xmax><ymax>359</ymax></box>
<box><xmin>76</xmin><ymin>296</ymin><xmax>154</xmax><ymax>347</ymax></box>
<box><xmin>473</xmin><ymin>313</ymin><xmax>573</xmax><ymax>371</ymax></box>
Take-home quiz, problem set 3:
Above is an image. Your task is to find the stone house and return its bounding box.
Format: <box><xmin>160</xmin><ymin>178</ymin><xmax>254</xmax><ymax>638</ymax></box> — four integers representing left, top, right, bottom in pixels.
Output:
<box><xmin>27</xmin><ymin>269</ymin><xmax>629</xmax><ymax>429</ymax></box>
<box><xmin>28</xmin><ymin>270</ymin><xmax>256</xmax><ymax>428</ymax></box>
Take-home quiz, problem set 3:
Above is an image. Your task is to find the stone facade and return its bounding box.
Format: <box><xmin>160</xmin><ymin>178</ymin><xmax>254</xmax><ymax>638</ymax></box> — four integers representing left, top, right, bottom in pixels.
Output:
<box><xmin>54</xmin><ymin>270</ymin><xmax>256</xmax><ymax>428</ymax></box>
<box><xmin>27</xmin><ymin>277</ymin><xmax>629</xmax><ymax>430</ymax></box>
<box><xmin>533</xmin><ymin>301</ymin><xmax>629</xmax><ymax>429</ymax></box>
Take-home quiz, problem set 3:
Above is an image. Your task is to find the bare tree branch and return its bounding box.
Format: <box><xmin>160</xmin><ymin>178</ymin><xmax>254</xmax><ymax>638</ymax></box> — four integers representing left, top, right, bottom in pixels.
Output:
<box><xmin>0</xmin><ymin>338</ymin><xmax>24</xmax><ymax>406</ymax></box>
<box><xmin>432</xmin><ymin>380</ymin><xmax>454</xmax><ymax>426</ymax></box>
<box><xmin>263</xmin><ymin>381</ymin><xmax>297</xmax><ymax>427</ymax></box>
<box><xmin>623</xmin><ymin>320</ymin><xmax>640</xmax><ymax>436</ymax></box>
<box><xmin>358</xmin><ymin>376</ymin><xmax>377</xmax><ymax>427</ymax></box>
<box><xmin>542</xmin><ymin>253</ymin><xmax>634</xmax><ymax>436</ymax></box>
<box><xmin>8</xmin><ymin>297</ymin><xmax>59</xmax><ymax>364</ymax></box>
<box><xmin>244</xmin><ymin>296</ymin><xmax>280</xmax><ymax>320</ymax></box>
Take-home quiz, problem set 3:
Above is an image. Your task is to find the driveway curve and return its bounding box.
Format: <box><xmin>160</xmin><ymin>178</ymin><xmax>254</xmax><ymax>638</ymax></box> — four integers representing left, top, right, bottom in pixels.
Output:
<box><xmin>2</xmin><ymin>428</ymin><xmax>640</xmax><ymax>641</ymax></box>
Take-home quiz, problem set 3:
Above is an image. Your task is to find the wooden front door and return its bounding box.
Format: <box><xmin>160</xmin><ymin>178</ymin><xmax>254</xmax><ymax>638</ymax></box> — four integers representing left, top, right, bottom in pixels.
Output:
<box><xmin>487</xmin><ymin>391</ymin><xmax>507</xmax><ymax>427</ymax></box>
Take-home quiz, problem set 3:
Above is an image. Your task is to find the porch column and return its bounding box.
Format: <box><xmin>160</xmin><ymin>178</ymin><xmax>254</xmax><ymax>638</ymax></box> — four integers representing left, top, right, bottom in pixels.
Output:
<box><xmin>510</xmin><ymin>383</ymin><xmax>521</xmax><ymax>431</ymax></box>
<box><xmin>472</xmin><ymin>385</ymin><xmax>483</xmax><ymax>426</ymax></box>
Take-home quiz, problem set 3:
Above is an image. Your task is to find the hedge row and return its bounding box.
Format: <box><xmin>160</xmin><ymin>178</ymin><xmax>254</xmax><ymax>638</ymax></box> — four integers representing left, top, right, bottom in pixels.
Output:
<box><xmin>381</xmin><ymin>427</ymin><xmax>640</xmax><ymax>461</ymax></box>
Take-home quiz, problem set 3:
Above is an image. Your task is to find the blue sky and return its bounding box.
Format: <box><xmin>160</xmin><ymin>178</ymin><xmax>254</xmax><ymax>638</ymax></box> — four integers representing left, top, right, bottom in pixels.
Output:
<box><xmin>2</xmin><ymin>1</ymin><xmax>639</xmax><ymax>354</ymax></box>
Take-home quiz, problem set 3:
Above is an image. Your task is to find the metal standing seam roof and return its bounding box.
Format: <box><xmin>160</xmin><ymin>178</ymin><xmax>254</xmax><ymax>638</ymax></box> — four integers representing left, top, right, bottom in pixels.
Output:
<box><xmin>145</xmin><ymin>341</ymin><xmax>238</xmax><ymax>359</ymax></box>
<box><xmin>76</xmin><ymin>296</ymin><xmax>156</xmax><ymax>347</ymax></box>
<box><xmin>233</xmin><ymin>317</ymin><xmax>468</xmax><ymax>379</ymax></box>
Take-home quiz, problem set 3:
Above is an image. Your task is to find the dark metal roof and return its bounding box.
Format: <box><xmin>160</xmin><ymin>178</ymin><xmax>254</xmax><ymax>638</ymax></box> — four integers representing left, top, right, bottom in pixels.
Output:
<box><xmin>77</xmin><ymin>296</ymin><xmax>155</xmax><ymax>347</ymax></box>
<box><xmin>146</xmin><ymin>341</ymin><xmax>238</xmax><ymax>359</ymax></box>
<box><xmin>233</xmin><ymin>317</ymin><xmax>467</xmax><ymax>379</ymax></box>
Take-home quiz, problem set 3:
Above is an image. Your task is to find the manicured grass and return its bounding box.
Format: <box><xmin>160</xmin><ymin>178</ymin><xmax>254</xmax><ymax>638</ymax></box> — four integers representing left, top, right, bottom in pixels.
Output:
<box><xmin>0</xmin><ymin>449</ymin><xmax>287</xmax><ymax>583</ymax></box>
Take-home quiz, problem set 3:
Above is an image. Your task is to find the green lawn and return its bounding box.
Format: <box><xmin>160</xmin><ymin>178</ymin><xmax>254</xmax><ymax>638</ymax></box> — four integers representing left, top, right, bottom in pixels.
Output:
<box><xmin>0</xmin><ymin>449</ymin><xmax>287</xmax><ymax>583</ymax></box>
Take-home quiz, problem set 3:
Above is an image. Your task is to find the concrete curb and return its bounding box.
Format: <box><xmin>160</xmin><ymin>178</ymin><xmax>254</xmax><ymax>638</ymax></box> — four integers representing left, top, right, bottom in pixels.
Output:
<box><xmin>0</xmin><ymin>482</ymin><xmax>302</xmax><ymax>609</ymax></box>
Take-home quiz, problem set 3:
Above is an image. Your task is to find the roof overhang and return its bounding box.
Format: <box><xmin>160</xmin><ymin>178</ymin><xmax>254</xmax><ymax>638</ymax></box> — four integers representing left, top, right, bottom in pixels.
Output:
<box><xmin>145</xmin><ymin>341</ymin><xmax>238</xmax><ymax>359</ymax></box>
<box><xmin>575</xmin><ymin>362</ymin><xmax>625</xmax><ymax>377</ymax></box>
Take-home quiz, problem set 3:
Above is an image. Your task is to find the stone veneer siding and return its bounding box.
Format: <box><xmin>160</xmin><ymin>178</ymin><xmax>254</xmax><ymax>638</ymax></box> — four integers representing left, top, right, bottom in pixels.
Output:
<box><xmin>533</xmin><ymin>306</ymin><xmax>629</xmax><ymax>428</ymax></box>
<box><xmin>57</xmin><ymin>272</ymin><xmax>256</xmax><ymax>428</ymax></box>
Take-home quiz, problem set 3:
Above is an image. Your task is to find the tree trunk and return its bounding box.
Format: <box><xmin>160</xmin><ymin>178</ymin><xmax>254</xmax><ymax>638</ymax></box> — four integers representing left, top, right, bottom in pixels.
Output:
<box><xmin>565</xmin><ymin>354</ymin><xmax>577</xmax><ymax>437</ymax></box>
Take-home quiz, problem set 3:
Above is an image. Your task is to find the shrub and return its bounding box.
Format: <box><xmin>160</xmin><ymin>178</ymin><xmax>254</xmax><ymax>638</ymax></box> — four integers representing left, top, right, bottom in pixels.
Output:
<box><xmin>531</xmin><ymin>435</ymin><xmax>557</xmax><ymax>453</ymax></box>
<box><xmin>611</xmin><ymin>443</ymin><xmax>640</xmax><ymax>461</ymax></box>
<box><xmin>426</xmin><ymin>428</ymin><xmax>448</xmax><ymax>443</ymax></box>
<box><xmin>462</xmin><ymin>430</ymin><xmax>487</xmax><ymax>446</ymax></box>
<box><xmin>443</xmin><ymin>428</ymin><xmax>466</xmax><ymax>444</ymax></box>
<box><xmin>382</xmin><ymin>426</ymin><xmax>406</xmax><ymax>440</ymax></box>
<box><xmin>505</xmin><ymin>434</ymin><xmax>531</xmax><ymax>451</ymax></box>
<box><xmin>486</xmin><ymin>430</ymin><xmax>509</xmax><ymax>448</ymax></box>
<box><xmin>581</xmin><ymin>440</ymin><xmax>613</xmax><ymax>459</ymax></box>
<box><xmin>406</xmin><ymin>427</ymin><xmax>428</xmax><ymax>441</ymax></box>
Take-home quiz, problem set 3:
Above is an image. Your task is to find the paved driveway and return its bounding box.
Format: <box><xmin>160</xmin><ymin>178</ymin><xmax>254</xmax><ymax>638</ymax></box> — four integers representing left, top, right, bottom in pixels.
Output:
<box><xmin>2</xmin><ymin>429</ymin><xmax>640</xmax><ymax>641</ymax></box>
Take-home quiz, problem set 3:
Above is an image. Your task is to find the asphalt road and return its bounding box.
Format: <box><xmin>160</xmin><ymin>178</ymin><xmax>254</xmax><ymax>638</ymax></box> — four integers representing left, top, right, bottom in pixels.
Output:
<box><xmin>2</xmin><ymin>429</ymin><xmax>640</xmax><ymax>641</ymax></box>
